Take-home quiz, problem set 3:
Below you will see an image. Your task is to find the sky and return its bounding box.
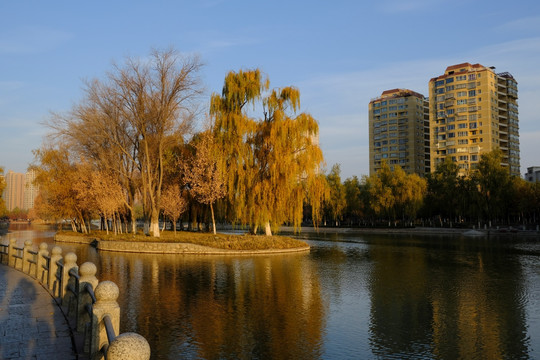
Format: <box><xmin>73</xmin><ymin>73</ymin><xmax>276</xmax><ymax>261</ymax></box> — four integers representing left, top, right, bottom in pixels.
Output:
<box><xmin>1</xmin><ymin>0</ymin><xmax>540</xmax><ymax>179</ymax></box>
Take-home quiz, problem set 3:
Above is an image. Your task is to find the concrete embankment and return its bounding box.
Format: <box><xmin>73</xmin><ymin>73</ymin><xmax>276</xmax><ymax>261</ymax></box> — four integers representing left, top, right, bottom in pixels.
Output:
<box><xmin>54</xmin><ymin>234</ymin><xmax>310</xmax><ymax>255</ymax></box>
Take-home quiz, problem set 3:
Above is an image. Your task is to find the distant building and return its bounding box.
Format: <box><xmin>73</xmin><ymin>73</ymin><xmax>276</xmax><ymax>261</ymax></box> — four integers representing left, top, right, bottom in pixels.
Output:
<box><xmin>369</xmin><ymin>88</ymin><xmax>430</xmax><ymax>176</ymax></box>
<box><xmin>428</xmin><ymin>63</ymin><xmax>520</xmax><ymax>176</ymax></box>
<box><xmin>24</xmin><ymin>169</ymin><xmax>39</xmax><ymax>210</ymax></box>
<box><xmin>525</xmin><ymin>167</ymin><xmax>540</xmax><ymax>183</ymax></box>
<box><xmin>4</xmin><ymin>171</ymin><xmax>25</xmax><ymax>211</ymax></box>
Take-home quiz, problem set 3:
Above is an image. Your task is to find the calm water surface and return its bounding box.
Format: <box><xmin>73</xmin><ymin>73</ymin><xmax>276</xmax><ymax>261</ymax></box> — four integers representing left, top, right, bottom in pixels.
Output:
<box><xmin>3</xmin><ymin>225</ymin><xmax>540</xmax><ymax>359</ymax></box>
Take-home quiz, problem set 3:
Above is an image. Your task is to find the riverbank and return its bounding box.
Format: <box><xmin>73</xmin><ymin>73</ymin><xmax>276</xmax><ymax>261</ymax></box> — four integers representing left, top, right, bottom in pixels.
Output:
<box><xmin>280</xmin><ymin>225</ymin><xmax>540</xmax><ymax>237</ymax></box>
<box><xmin>54</xmin><ymin>231</ymin><xmax>310</xmax><ymax>254</ymax></box>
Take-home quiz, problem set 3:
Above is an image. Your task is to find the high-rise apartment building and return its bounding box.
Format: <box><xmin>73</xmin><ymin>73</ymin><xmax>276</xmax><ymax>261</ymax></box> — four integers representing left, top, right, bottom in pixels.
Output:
<box><xmin>369</xmin><ymin>89</ymin><xmax>430</xmax><ymax>176</ymax></box>
<box><xmin>24</xmin><ymin>170</ymin><xmax>38</xmax><ymax>210</ymax></box>
<box><xmin>429</xmin><ymin>63</ymin><xmax>519</xmax><ymax>176</ymax></box>
<box><xmin>4</xmin><ymin>171</ymin><xmax>25</xmax><ymax>211</ymax></box>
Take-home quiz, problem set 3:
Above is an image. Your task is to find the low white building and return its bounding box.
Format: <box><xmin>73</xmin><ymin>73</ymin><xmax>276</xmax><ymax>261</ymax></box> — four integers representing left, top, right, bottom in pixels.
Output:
<box><xmin>524</xmin><ymin>166</ymin><xmax>540</xmax><ymax>183</ymax></box>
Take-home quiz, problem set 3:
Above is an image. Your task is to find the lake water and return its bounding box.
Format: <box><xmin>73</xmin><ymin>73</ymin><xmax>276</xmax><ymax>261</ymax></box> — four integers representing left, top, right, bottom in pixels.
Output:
<box><xmin>3</xmin><ymin>225</ymin><xmax>540</xmax><ymax>359</ymax></box>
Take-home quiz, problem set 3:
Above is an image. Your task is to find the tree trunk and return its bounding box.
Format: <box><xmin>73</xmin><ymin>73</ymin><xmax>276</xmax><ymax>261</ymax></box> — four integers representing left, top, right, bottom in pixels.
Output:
<box><xmin>250</xmin><ymin>225</ymin><xmax>258</xmax><ymax>235</ymax></box>
<box><xmin>264</xmin><ymin>221</ymin><xmax>272</xmax><ymax>236</ymax></box>
<box><xmin>150</xmin><ymin>208</ymin><xmax>160</xmax><ymax>237</ymax></box>
<box><xmin>173</xmin><ymin>218</ymin><xmax>177</xmax><ymax>236</ymax></box>
<box><xmin>210</xmin><ymin>203</ymin><xmax>216</xmax><ymax>235</ymax></box>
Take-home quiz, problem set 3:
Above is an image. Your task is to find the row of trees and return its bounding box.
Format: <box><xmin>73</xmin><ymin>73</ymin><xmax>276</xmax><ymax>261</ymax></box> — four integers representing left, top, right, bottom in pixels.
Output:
<box><xmin>33</xmin><ymin>49</ymin><xmax>326</xmax><ymax>237</ymax></box>
<box><xmin>323</xmin><ymin>150</ymin><xmax>540</xmax><ymax>228</ymax></box>
<box><xmin>22</xmin><ymin>48</ymin><xmax>540</xmax><ymax>233</ymax></box>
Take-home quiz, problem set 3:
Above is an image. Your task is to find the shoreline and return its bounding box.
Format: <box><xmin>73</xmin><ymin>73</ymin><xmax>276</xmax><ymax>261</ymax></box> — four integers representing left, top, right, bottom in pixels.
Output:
<box><xmin>279</xmin><ymin>225</ymin><xmax>540</xmax><ymax>237</ymax></box>
<box><xmin>54</xmin><ymin>233</ymin><xmax>311</xmax><ymax>255</ymax></box>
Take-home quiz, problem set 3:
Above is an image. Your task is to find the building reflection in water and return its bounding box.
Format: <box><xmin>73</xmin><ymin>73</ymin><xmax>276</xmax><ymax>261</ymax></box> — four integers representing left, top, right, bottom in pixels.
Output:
<box><xmin>368</xmin><ymin>236</ymin><xmax>529</xmax><ymax>359</ymax></box>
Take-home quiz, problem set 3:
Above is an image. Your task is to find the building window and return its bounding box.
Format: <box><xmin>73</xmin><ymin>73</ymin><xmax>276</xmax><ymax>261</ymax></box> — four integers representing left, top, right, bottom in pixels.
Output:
<box><xmin>446</xmin><ymin>77</ymin><xmax>454</xmax><ymax>84</ymax></box>
<box><xmin>468</xmin><ymin>90</ymin><xmax>476</xmax><ymax>97</ymax></box>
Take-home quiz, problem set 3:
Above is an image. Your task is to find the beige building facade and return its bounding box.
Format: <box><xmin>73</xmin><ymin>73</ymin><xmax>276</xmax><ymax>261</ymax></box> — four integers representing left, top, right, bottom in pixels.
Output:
<box><xmin>369</xmin><ymin>89</ymin><xmax>430</xmax><ymax>176</ymax></box>
<box><xmin>4</xmin><ymin>171</ymin><xmax>25</xmax><ymax>211</ymax></box>
<box><xmin>428</xmin><ymin>63</ymin><xmax>519</xmax><ymax>176</ymax></box>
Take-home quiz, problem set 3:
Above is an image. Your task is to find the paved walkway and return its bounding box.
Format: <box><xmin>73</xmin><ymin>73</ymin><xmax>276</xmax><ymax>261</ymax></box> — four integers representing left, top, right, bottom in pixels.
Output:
<box><xmin>0</xmin><ymin>264</ymin><xmax>77</xmax><ymax>359</ymax></box>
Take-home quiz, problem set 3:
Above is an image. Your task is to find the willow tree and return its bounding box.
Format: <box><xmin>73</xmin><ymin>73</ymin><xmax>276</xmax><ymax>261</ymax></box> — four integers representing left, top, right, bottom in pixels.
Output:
<box><xmin>210</xmin><ymin>69</ymin><xmax>326</xmax><ymax>235</ymax></box>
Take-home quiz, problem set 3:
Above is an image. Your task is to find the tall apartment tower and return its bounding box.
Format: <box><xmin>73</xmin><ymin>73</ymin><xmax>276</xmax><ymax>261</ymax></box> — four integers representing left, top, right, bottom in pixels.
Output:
<box><xmin>369</xmin><ymin>89</ymin><xmax>430</xmax><ymax>176</ymax></box>
<box><xmin>429</xmin><ymin>63</ymin><xmax>519</xmax><ymax>176</ymax></box>
<box><xmin>4</xmin><ymin>171</ymin><xmax>25</xmax><ymax>211</ymax></box>
<box><xmin>24</xmin><ymin>170</ymin><xmax>38</xmax><ymax>210</ymax></box>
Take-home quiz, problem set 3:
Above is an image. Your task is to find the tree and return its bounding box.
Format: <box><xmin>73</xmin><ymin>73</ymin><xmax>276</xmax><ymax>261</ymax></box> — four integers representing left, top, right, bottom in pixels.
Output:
<box><xmin>32</xmin><ymin>145</ymin><xmax>89</xmax><ymax>231</ymax></box>
<box><xmin>425</xmin><ymin>157</ymin><xmax>460</xmax><ymax>221</ymax></box>
<box><xmin>183</xmin><ymin>130</ymin><xmax>226</xmax><ymax>234</ymax></box>
<box><xmin>325</xmin><ymin>164</ymin><xmax>346</xmax><ymax>226</ymax></box>
<box><xmin>45</xmin><ymin>48</ymin><xmax>203</xmax><ymax>237</ymax></box>
<box><xmin>210</xmin><ymin>69</ymin><xmax>326</xmax><ymax>235</ymax></box>
<box><xmin>472</xmin><ymin>149</ymin><xmax>511</xmax><ymax>225</ymax></box>
<box><xmin>343</xmin><ymin>176</ymin><xmax>363</xmax><ymax>226</ymax></box>
<box><xmin>87</xmin><ymin>171</ymin><xmax>125</xmax><ymax>235</ymax></box>
<box><xmin>365</xmin><ymin>162</ymin><xmax>426</xmax><ymax>223</ymax></box>
<box><xmin>160</xmin><ymin>184</ymin><xmax>187</xmax><ymax>235</ymax></box>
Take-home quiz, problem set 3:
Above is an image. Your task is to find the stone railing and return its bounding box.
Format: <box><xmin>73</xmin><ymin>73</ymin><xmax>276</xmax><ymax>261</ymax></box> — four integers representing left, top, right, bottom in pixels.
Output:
<box><xmin>0</xmin><ymin>238</ymin><xmax>150</xmax><ymax>360</ymax></box>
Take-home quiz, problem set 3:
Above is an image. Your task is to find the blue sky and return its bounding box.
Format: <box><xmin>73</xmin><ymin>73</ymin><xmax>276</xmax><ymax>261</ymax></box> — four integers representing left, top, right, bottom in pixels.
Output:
<box><xmin>1</xmin><ymin>0</ymin><xmax>539</xmax><ymax>179</ymax></box>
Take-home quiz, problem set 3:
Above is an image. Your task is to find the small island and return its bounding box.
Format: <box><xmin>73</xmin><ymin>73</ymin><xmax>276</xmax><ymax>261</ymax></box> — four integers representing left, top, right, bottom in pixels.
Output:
<box><xmin>55</xmin><ymin>230</ymin><xmax>310</xmax><ymax>255</ymax></box>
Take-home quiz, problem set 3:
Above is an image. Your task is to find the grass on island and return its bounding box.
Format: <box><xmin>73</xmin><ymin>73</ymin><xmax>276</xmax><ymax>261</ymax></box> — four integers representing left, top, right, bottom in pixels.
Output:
<box><xmin>57</xmin><ymin>230</ymin><xmax>308</xmax><ymax>251</ymax></box>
